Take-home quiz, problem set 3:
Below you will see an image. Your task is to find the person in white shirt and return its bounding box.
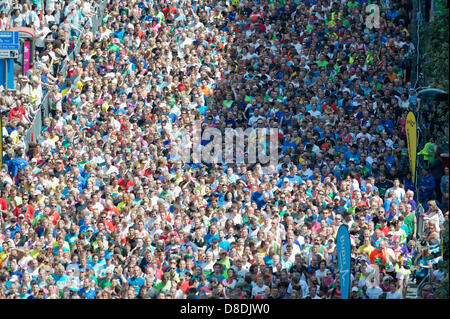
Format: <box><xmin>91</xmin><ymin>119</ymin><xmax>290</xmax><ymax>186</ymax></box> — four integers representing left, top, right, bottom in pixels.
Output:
<box><xmin>386</xmin><ymin>179</ymin><xmax>406</xmax><ymax>202</ymax></box>
<box><xmin>314</xmin><ymin>261</ymin><xmax>329</xmax><ymax>280</ymax></box>
<box><xmin>231</xmin><ymin>258</ymin><xmax>249</xmax><ymax>282</ymax></box>
<box><xmin>251</xmin><ymin>276</ymin><xmax>268</xmax><ymax>298</ymax></box>
<box><xmin>306</xmin><ymin>285</ymin><xmax>321</xmax><ymax>299</ymax></box>
<box><xmin>355</xmin><ymin>126</ymin><xmax>372</xmax><ymax>142</ymax></box>
<box><xmin>28</xmin><ymin>5</ymin><xmax>40</xmax><ymax>29</ymax></box>
<box><xmin>364</xmin><ymin>273</ymin><xmax>383</xmax><ymax>299</ymax></box>
<box><xmin>308</xmin><ymin>102</ymin><xmax>322</xmax><ymax>119</ymax></box>
<box><xmin>386</xmin><ymin>282</ymin><xmax>403</xmax><ymax>299</ymax></box>
<box><xmin>287</xmin><ymin>272</ymin><xmax>309</xmax><ymax>298</ymax></box>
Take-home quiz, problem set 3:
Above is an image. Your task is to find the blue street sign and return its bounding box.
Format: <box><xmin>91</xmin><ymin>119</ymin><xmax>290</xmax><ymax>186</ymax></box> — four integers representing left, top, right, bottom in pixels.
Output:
<box><xmin>0</xmin><ymin>31</ymin><xmax>20</xmax><ymax>51</ymax></box>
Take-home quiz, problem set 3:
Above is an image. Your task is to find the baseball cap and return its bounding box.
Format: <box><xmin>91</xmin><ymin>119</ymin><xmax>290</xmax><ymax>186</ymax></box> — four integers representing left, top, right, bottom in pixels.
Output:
<box><xmin>352</xmin><ymin>287</ymin><xmax>359</xmax><ymax>292</ymax></box>
<box><xmin>210</xmin><ymin>217</ymin><xmax>219</xmax><ymax>223</ymax></box>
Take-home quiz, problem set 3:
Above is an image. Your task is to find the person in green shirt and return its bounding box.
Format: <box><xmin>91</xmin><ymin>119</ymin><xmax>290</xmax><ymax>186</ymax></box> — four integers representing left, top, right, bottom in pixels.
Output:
<box><xmin>31</xmin><ymin>0</ymin><xmax>42</xmax><ymax>11</ymax></box>
<box><xmin>222</xmin><ymin>93</ymin><xmax>234</xmax><ymax>108</ymax></box>
<box><xmin>218</xmin><ymin>250</ymin><xmax>231</xmax><ymax>277</ymax></box>
<box><xmin>153</xmin><ymin>272</ymin><xmax>172</xmax><ymax>294</ymax></box>
<box><xmin>417</xmin><ymin>139</ymin><xmax>437</xmax><ymax>166</ymax></box>
<box><xmin>316</xmin><ymin>54</ymin><xmax>329</xmax><ymax>68</ymax></box>
<box><xmin>402</xmin><ymin>203</ymin><xmax>417</xmax><ymax>240</ymax></box>
<box><xmin>160</xmin><ymin>185</ymin><xmax>171</xmax><ymax>199</ymax></box>
<box><xmin>347</xmin><ymin>1</ymin><xmax>359</xmax><ymax>9</ymax></box>
<box><xmin>99</xmin><ymin>270</ymin><xmax>114</xmax><ymax>289</ymax></box>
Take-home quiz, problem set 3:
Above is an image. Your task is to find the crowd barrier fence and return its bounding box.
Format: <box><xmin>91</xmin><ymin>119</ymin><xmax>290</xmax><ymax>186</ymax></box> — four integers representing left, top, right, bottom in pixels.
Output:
<box><xmin>24</xmin><ymin>0</ymin><xmax>108</xmax><ymax>151</ymax></box>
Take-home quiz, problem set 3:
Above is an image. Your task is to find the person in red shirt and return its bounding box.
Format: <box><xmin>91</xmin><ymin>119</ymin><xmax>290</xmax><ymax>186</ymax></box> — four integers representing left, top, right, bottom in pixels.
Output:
<box><xmin>49</xmin><ymin>203</ymin><xmax>60</xmax><ymax>226</ymax></box>
<box><xmin>117</xmin><ymin>175</ymin><xmax>134</xmax><ymax>192</ymax></box>
<box><xmin>13</xmin><ymin>195</ymin><xmax>35</xmax><ymax>222</ymax></box>
<box><xmin>0</xmin><ymin>192</ymin><xmax>8</xmax><ymax>219</ymax></box>
<box><xmin>8</xmin><ymin>104</ymin><xmax>26</xmax><ymax>122</ymax></box>
<box><xmin>104</xmin><ymin>199</ymin><xmax>120</xmax><ymax>217</ymax></box>
<box><xmin>178</xmin><ymin>272</ymin><xmax>193</xmax><ymax>295</ymax></box>
<box><xmin>105</xmin><ymin>214</ymin><xmax>120</xmax><ymax>233</ymax></box>
<box><xmin>321</xmin><ymin>99</ymin><xmax>338</xmax><ymax>115</ymax></box>
<box><xmin>378</xmin><ymin>218</ymin><xmax>390</xmax><ymax>237</ymax></box>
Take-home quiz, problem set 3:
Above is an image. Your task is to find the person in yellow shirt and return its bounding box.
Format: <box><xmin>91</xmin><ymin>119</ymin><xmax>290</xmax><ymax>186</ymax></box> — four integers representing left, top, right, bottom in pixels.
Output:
<box><xmin>358</xmin><ymin>232</ymin><xmax>375</xmax><ymax>259</ymax></box>
<box><xmin>230</xmin><ymin>0</ymin><xmax>241</xmax><ymax>8</ymax></box>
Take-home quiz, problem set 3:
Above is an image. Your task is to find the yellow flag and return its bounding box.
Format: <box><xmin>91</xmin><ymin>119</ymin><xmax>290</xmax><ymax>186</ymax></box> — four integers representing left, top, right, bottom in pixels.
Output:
<box><xmin>76</xmin><ymin>81</ymin><xmax>84</xmax><ymax>90</ymax></box>
<box><xmin>61</xmin><ymin>88</ymin><xmax>71</xmax><ymax>97</ymax></box>
<box><xmin>405</xmin><ymin>112</ymin><xmax>417</xmax><ymax>182</ymax></box>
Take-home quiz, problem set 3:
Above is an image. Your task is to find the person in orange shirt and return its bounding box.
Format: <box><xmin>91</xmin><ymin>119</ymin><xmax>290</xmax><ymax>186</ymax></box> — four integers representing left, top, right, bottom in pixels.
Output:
<box><xmin>369</xmin><ymin>240</ymin><xmax>391</xmax><ymax>273</ymax></box>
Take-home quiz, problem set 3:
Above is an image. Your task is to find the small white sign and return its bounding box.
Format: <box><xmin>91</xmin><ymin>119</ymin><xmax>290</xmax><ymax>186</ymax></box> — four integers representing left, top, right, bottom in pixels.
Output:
<box><xmin>0</xmin><ymin>50</ymin><xmax>19</xmax><ymax>59</ymax></box>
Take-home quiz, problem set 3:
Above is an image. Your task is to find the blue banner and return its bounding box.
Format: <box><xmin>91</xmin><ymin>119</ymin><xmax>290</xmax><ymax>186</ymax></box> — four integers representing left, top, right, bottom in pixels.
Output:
<box><xmin>336</xmin><ymin>225</ymin><xmax>351</xmax><ymax>299</ymax></box>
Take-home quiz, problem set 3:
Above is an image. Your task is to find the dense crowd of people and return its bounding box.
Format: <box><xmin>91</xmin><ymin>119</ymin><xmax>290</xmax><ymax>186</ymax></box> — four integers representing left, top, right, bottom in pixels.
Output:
<box><xmin>0</xmin><ymin>0</ymin><xmax>448</xmax><ymax>299</ymax></box>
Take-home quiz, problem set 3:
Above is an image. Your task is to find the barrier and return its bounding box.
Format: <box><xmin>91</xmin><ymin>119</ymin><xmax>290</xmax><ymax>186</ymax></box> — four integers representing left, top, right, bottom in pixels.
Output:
<box><xmin>23</xmin><ymin>0</ymin><xmax>108</xmax><ymax>152</ymax></box>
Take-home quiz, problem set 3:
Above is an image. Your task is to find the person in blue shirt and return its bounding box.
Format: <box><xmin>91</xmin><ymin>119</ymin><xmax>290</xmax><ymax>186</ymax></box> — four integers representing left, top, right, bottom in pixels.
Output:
<box><xmin>281</xmin><ymin>133</ymin><xmax>297</xmax><ymax>153</ymax></box>
<box><xmin>287</xmin><ymin>170</ymin><xmax>303</xmax><ymax>185</ymax></box>
<box><xmin>2</xmin><ymin>150</ymin><xmax>14</xmax><ymax>170</ymax></box>
<box><xmin>8</xmin><ymin>154</ymin><xmax>29</xmax><ymax>179</ymax></box>
<box><xmin>386</xmin><ymin>202</ymin><xmax>401</xmax><ymax>222</ymax></box>
<box><xmin>180</xmin><ymin>234</ymin><xmax>199</xmax><ymax>254</ymax></box>
<box><xmin>384</xmin><ymin>148</ymin><xmax>397</xmax><ymax>170</ymax></box>
<box><xmin>250</xmin><ymin>189</ymin><xmax>265</xmax><ymax>209</ymax></box>
<box><xmin>383</xmin><ymin>191</ymin><xmax>395</xmax><ymax>212</ymax></box>
<box><xmin>345</xmin><ymin>144</ymin><xmax>361</xmax><ymax>164</ymax></box>
<box><xmin>204</xmin><ymin>224</ymin><xmax>220</xmax><ymax>244</ymax></box>
<box><xmin>128</xmin><ymin>266</ymin><xmax>146</xmax><ymax>297</ymax></box>
<box><xmin>27</xmin><ymin>282</ymin><xmax>42</xmax><ymax>299</ymax></box>
<box><xmin>78</xmin><ymin>278</ymin><xmax>96</xmax><ymax>299</ymax></box>
<box><xmin>403</xmin><ymin>172</ymin><xmax>416</xmax><ymax>193</ymax></box>
<box><xmin>218</xmin><ymin>230</ymin><xmax>231</xmax><ymax>252</ymax></box>
<box><xmin>414</xmin><ymin>246</ymin><xmax>433</xmax><ymax>286</ymax></box>
<box><xmin>419</xmin><ymin>168</ymin><xmax>436</xmax><ymax>203</ymax></box>
<box><xmin>4</xmin><ymin>218</ymin><xmax>20</xmax><ymax>239</ymax></box>
<box><xmin>207</xmin><ymin>263</ymin><xmax>225</xmax><ymax>283</ymax></box>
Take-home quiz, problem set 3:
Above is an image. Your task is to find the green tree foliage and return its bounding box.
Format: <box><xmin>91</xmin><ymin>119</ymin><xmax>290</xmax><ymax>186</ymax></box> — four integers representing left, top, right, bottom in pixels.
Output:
<box><xmin>422</xmin><ymin>0</ymin><xmax>449</xmax><ymax>91</ymax></box>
